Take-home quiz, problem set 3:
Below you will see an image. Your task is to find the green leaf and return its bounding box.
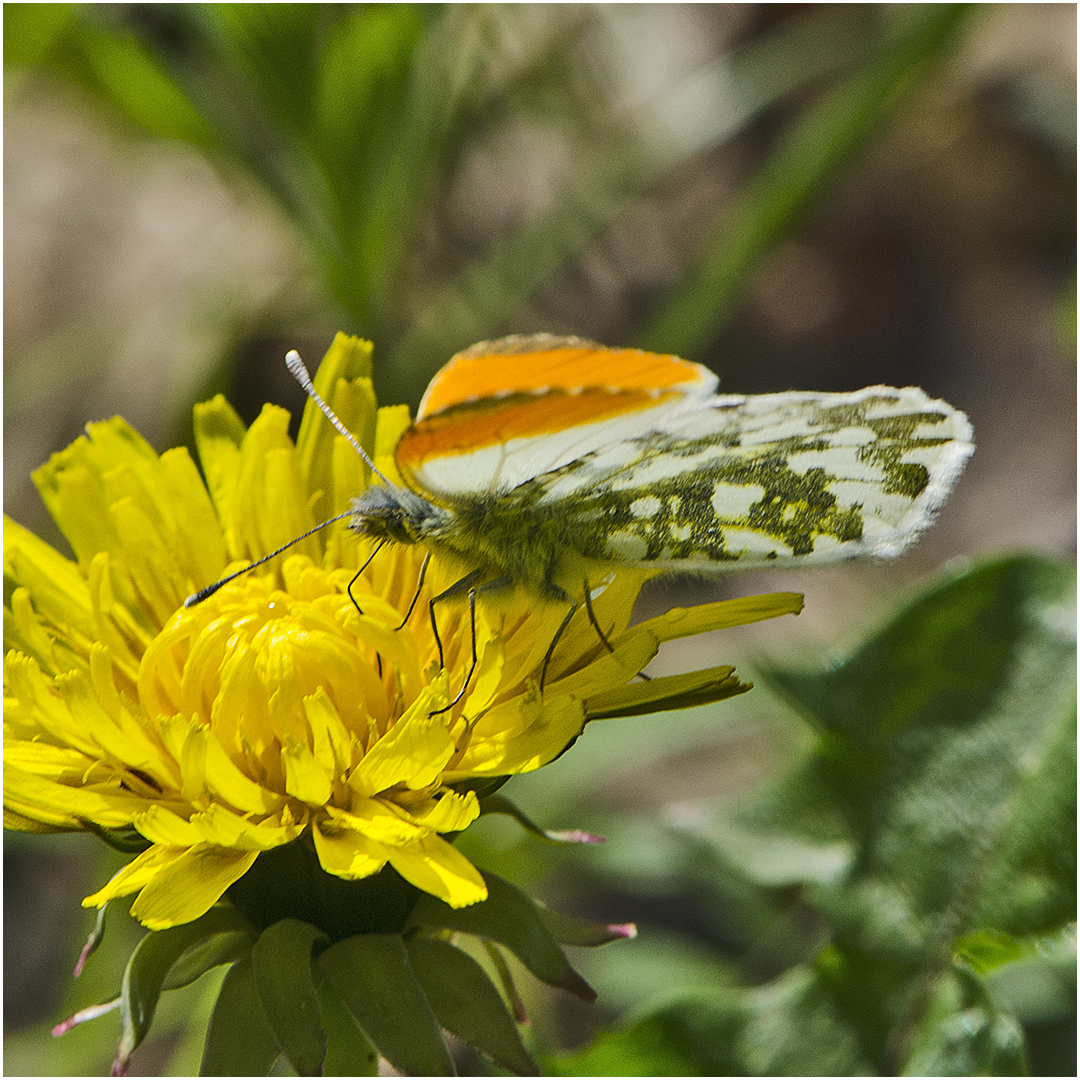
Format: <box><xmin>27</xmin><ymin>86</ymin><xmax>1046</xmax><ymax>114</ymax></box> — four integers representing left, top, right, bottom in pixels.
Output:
<box><xmin>315</xmin><ymin>976</ymin><xmax>379</xmax><ymax>1077</ymax></box>
<box><xmin>200</xmin><ymin>953</ymin><xmax>281</xmax><ymax>1077</ymax></box>
<box><xmin>478</xmin><ymin>792</ymin><xmax>605</xmax><ymax>845</ymax></box>
<box><xmin>754</xmin><ymin>555</ymin><xmax>1072</xmax><ymax>1070</ymax></box>
<box><xmin>902</xmin><ymin>1007</ymin><xmax>1028</xmax><ymax>1077</ymax></box>
<box><xmin>548</xmin><ymin>990</ymin><xmax>747</xmax><ymax>1077</ymax></box>
<box><xmin>115</xmin><ymin>905</ymin><xmax>253</xmax><ymax>1072</ymax></box>
<box><xmin>766</xmin><ymin>555</ymin><xmax>1076</xmax><ymax>939</ymax></box>
<box><xmin>74</xmin><ymin>20</ymin><xmax>216</xmax><ymax>147</ymax></box>
<box><xmin>318</xmin><ymin>933</ymin><xmax>453</xmax><ymax>1077</ymax></box>
<box><xmin>407</xmin><ymin>936</ymin><xmax>537</xmax><ymax>1075</ymax></box>
<box><xmin>640</xmin><ymin>4</ymin><xmax>970</xmax><ymax>355</ymax></box>
<box><xmin>3</xmin><ymin>3</ymin><xmax>78</xmax><ymax>67</ymax></box>
<box><xmin>559</xmin><ymin>556</ymin><xmax>1074</xmax><ymax>1075</ymax></box>
<box><xmin>251</xmin><ymin>919</ymin><xmax>328</xmax><ymax>1077</ymax></box>
<box><xmin>408</xmin><ymin>871</ymin><xmax>596</xmax><ymax>1002</ymax></box>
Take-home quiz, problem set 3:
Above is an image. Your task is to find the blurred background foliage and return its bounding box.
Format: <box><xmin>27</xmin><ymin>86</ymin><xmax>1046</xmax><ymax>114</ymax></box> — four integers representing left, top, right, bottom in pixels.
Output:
<box><xmin>4</xmin><ymin>3</ymin><xmax>1075</xmax><ymax>1075</ymax></box>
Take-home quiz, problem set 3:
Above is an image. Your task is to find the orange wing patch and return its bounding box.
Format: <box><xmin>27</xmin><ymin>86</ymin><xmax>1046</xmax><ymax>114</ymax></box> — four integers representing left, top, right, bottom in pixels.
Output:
<box><xmin>398</xmin><ymin>386</ymin><xmax>677</xmax><ymax>468</ymax></box>
<box><xmin>416</xmin><ymin>334</ymin><xmax>714</xmax><ymax>420</ymax></box>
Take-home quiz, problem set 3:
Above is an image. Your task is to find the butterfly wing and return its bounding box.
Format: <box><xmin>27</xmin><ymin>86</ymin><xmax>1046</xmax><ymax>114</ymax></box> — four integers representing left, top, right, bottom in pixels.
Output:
<box><xmin>517</xmin><ymin>384</ymin><xmax>974</xmax><ymax>570</ymax></box>
<box><xmin>415</xmin><ymin>334</ymin><xmax>716</xmax><ymax>420</ymax></box>
<box><xmin>395</xmin><ymin>336</ymin><xmax>972</xmax><ymax>576</ymax></box>
<box><xmin>398</xmin><ymin>336</ymin><xmax>717</xmax><ymax>496</ymax></box>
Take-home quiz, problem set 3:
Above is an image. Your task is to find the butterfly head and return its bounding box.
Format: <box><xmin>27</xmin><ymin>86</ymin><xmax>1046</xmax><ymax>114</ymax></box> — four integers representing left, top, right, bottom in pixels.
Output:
<box><xmin>348</xmin><ymin>483</ymin><xmax>450</xmax><ymax>548</ymax></box>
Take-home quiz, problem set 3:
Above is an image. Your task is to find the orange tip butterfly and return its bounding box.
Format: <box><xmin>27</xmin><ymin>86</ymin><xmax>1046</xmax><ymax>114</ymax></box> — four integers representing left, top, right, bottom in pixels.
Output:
<box><xmin>342</xmin><ymin>334</ymin><xmax>972</xmax><ymax>590</ymax></box>
<box><xmin>187</xmin><ymin>334</ymin><xmax>972</xmax><ymax>690</ymax></box>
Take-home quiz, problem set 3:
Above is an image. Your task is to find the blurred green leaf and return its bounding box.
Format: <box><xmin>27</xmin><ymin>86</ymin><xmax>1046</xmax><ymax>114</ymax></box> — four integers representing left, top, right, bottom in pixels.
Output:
<box><xmin>200</xmin><ymin>3</ymin><xmax>324</xmax><ymax>132</ymax></box>
<box><xmin>388</xmin><ymin>5</ymin><xmax>880</xmax><ymax>395</ymax></box>
<box><xmin>74</xmin><ymin>23</ymin><xmax>217</xmax><ymax>146</ymax></box>
<box><xmin>903</xmin><ymin>1007</ymin><xmax>1028</xmax><ymax>1076</ymax></box>
<box><xmin>954</xmin><ymin>929</ymin><xmax>1038</xmax><ymax>976</ymax></box>
<box><xmin>547</xmin><ymin>991</ymin><xmax>746</xmax><ymax>1077</ymax></box>
<box><xmin>3</xmin><ymin>3</ymin><xmax>78</xmax><ymax>67</ymax></box>
<box><xmin>558</xmin><ymin>555</ymin><xmax>1075</xmax><ymax>1075</ymax></box>
<box><xmin>901</xmin><ymin>966</ymin><xmax>1030</xmax><ymax>1077</ymax></box>
<box><xmin>5</xmin><ymin>4</ymin><xmax>969</xmax><ymax>401</ymax></box>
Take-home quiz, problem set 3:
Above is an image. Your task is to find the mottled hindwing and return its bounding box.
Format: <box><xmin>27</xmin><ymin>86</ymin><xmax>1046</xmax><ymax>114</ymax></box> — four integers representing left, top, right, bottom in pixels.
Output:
<box><xmin>521</xmin><ymin>386</ymin><xmax>973</xmax><ymax>570</ymax></box>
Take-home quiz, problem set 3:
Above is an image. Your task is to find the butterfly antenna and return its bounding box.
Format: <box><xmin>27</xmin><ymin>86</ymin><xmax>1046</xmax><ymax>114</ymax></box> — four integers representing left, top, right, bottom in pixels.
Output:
<box><xmin>184</xmin><ymin>512</ymin><xmax>352</xmax><ymax>607</ymax></box>
<box><xmin>285</xmin><ymin>350</ymin><xmax>397</xmax><ymax>489</ymax></box>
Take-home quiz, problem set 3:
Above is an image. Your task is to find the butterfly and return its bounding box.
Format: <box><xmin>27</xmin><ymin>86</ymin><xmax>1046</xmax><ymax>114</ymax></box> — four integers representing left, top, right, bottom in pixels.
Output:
<box><xmin>348</xmin><ymin>333</ymin><xmax>972</xmax><ymax>583</ymax></box>
<box><xmin>190</xmin><ymin>334</ymin><xmax>973</xmax><ymax>698</ymax></box>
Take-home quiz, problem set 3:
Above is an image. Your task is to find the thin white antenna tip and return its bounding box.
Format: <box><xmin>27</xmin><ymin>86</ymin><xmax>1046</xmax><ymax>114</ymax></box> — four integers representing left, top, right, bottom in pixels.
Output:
<box><xmin>285</xmin><ymin>349</ymin><xmax>310</xmax><ymax>383</ymax></box>
<box><xmin>282</xmin><ymin>344</ymin><xmax>395</xmax><ymax>488</ymax></box>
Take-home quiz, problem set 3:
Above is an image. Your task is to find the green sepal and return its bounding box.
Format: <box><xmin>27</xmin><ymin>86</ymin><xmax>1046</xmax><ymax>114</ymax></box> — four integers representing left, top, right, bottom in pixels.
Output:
<box><xmin>407</xmin><ymin>935</ymin><xmax>538</xmax><ymax>1075</ymax></box>
<box><xmin>251</xmin><ymin>919</ymin><xmax>329</xmax><ymax>1076</ymax></box>
<box><xmin>454</xmin><ymin>774</ymin><xmax>511</xmax><ymax>800</ymax></box>
<box><xmin>115</xmin><ymin>905</ymin><xmax>253</xmax><ymax>1073</ymax></box>
<box><xmin>408</xmin><ymin>871</ymin><xmax>596</xmax><ymax>1002</ymax></box>
<box><xmin>73</xmin><ymin>902</ymin><xmax>110</xmax><ymax>977</ymax></box>
<box><xmin>316</xmin><ymin>975</ymin><xmax>379</xmax><ymax>1076</ymax></box>
<box><xmin>51</xmin><ymin>996</ymin><xmax>121</xmax><ymax>1038</ymax></box>
<box><xmin>201</xmin><ymin>953</ymin><xmax>281</xmax><ymax>1077</ymax></box>
<box><xmin>482</xmin><ymin>939</ymin><xmax>528</xmax><ymax>1023</ymax></box>
<box><xmin>318</xmin><ymin>933</ymin><xmax>454</xmax><ymax>1077</ymax></box>
<box><xmin>82</xmin><ymin>820</ymin><xmax>152</xmax><ymax>853</ymax></box>
<box><xmin>164</xmin><ymin>930</ymin><xmax>252</xmax><ymax>991</ymax></box>
<box><xmin>536</xmin><ymin>903</ymin><xmax>637</xmax><ymax>947</ymax></box>
<box><xmin>479</xmin><ymin>793</ymin><xmax>603</xmax><ymax>845</ymax></box>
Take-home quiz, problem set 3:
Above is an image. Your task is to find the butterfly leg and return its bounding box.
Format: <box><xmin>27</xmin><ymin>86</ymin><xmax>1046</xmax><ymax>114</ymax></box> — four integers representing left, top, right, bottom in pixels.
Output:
<box><xmin>427</xmin><ymin>568</ymin><xmax>487</xmax><ymax>670</ymax></box>
<box><xmin>430</xmin><ymin>587</ymin><xmax>479</xmax><ymax>715</ymax></box>
<box><xmin>582</xmin><ymin>579</ymin><xmax>650</xmax><ymax>681</ymax></box>
<box><xmin>537</xmin><ymin>582</ymin><xmax>579</xmax><ymax>691</ymax></box>
<box><xmin>347</xmin><ymin>541</ymin><xmax>388</xmax><ymax>676</ymax></box>
<box><xmin>395</xmin><ymin>552</ymin><xmax>431</xmax><ymax>630</ymax></box>
<box><xmin>582</xmin><ymin>580</ymin><xmax>614</xmax><ymax>653</ymax></box>
<box><xmin>346</xmin><ymin>539</ymin><xmax>387</xmax><ymax>615</ymax></box>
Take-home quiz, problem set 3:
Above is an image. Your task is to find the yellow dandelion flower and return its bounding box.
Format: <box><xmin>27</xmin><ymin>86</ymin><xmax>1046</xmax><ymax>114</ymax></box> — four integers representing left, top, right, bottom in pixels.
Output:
<box><xmin>3</xmin><ymin>334</ymin><xmax>802</xmax><ymax>932</ymax></box>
